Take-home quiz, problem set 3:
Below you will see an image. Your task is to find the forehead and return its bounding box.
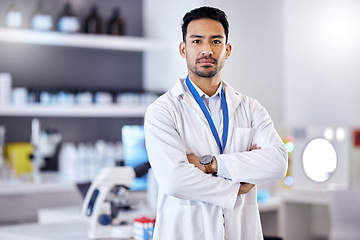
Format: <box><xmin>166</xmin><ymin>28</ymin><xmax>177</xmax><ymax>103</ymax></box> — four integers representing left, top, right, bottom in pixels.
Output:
<box><xmin>186</xmin><ymin>18</ymin><xmax>225</xmax><ymax>38</ymax></box>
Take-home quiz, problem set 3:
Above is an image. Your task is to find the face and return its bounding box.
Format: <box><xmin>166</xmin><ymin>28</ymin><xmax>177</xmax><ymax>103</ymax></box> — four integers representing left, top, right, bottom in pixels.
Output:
<box><xmin>180</xmin><ymin>18</ymin><xmax>232</xmax><ymax>79</ymax></box>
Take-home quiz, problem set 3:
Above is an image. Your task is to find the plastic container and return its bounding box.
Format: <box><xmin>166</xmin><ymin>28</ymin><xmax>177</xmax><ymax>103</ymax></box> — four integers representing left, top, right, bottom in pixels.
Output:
<box><xmin>0</xmin><ymin>73</ymin><xmax>12</xmax><ymax>106</ymax></box>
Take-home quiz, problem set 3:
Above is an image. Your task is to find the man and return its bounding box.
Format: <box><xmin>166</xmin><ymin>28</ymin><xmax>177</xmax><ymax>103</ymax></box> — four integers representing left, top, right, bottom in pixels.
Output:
<box><xmin>144</xmin><ymin>6</ymin><xmax>287</xmax><ymax>240</ymax></box>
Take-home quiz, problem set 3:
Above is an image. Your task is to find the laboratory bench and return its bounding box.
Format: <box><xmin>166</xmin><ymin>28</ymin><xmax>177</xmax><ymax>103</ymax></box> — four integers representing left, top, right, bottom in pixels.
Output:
<box><xmin>0</xmin><ymin>173</ymin><xmax>84</xmax><ymax>225</ymax></box>
<box><xmin>0</xmin><ymin>205</ymin><xmax>155</xmax><ymax>240</ymax></box>
<box><xmin>0</xmin><ymin>222</ymin><xmax>90</xmax><ymax>240</ymax></box>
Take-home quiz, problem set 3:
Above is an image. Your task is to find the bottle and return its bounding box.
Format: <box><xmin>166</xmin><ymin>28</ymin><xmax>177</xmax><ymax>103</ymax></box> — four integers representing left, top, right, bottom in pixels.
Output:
<box><xmin>5</xmin><ymin>1</ymin><xmax>23</xmax><ymax>28</ymax></box>
<box><xmin>59</xmin><ymin>142</ymin><xmax>78</xmax><ymax>180</ymax></box>
<box><xmin>31</xmin><ymin>1</ymin><xmax>53</xmax><ymax>31</ymax></box>
<box><xmin>0</xmin><ymin>73</ymin><xmax>12</xmax><ymax>106</ymax></box>
<box><xmin>106</xmin><ymin>8</ymin><xmax>125</xmax><ymax>36</ymax></box>
<box><xmin>57</xmin><ymin>2</ymin><xmax>80</xmax><ymax>33</ymax></box>
<box><xmin>84</xmin><ymin>5</ymin><xmax>102</xmax><ymax>34</ymax></box>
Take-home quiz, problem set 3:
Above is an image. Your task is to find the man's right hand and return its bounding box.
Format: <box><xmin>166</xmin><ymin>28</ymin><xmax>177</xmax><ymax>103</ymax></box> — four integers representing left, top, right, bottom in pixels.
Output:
<box><xmin>238</xmin><ymin>182</ymin><xmax>255</xmax><ymax>195</ymax></box>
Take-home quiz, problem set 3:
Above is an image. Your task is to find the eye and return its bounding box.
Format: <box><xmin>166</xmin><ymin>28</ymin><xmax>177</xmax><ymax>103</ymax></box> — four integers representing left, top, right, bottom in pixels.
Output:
<box><xmin>213</xmin><ymin>40</ymin><xmax>222</xmax><ymax>44</ymax></box>
<box><xmin>192</xmin><ymin>39</ymin><xmax>201</xmax><ymax>44</ymax></box>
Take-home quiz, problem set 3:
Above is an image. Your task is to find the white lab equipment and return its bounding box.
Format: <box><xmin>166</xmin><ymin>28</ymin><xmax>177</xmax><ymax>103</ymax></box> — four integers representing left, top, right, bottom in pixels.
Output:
<box><xmin>30</xmin><ymin>118</ymin><xmax>62</xmax><ymax>181</ymax></box>
<box><xmin>81</xmin><ymin>162</ymin><xmax>151</xmax><ymax>239</ymax></box>
<box><xmin>31</xmin><ymin>118</ymin><xmax>43</xmax><ymax>182</ymax></box>
<box><xmin>290</xmin><ymin>126</ymin><xmax>360</xmax><ymax>191</ymax></box>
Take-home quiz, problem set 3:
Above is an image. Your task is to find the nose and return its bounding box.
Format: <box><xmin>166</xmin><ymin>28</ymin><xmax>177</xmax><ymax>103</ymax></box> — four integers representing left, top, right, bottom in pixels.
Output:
<box><xmin>201</xmin><ymin>43</ymin><xmax>213</xmax><ymax>56</ymax></box>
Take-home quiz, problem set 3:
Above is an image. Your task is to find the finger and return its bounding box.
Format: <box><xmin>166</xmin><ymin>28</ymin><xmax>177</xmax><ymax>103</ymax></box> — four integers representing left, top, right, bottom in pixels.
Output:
<box><xmin>250</xmin><ymin>144</ymin><xmax>261</xmax><ymax>151</ymax></box>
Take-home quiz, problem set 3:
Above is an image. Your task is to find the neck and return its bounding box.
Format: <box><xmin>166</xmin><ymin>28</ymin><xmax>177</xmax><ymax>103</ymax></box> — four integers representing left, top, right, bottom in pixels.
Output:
<box><xmin>188</xmin><ymin>72</ymin><xmax>221</xmax><ymax>97</ymax></box>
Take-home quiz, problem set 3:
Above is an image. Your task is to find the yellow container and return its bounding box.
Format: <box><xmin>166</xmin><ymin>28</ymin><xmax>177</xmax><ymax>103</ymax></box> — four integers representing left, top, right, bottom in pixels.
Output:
<box><xmin>5</xmin><ymin>143</ymin><xmax>33</xmax><ymax>176</ymax></box>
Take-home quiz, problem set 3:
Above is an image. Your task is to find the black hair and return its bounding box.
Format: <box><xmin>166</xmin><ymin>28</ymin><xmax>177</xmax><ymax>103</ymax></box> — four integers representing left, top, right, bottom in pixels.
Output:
<box><xmin>181</xmin><ymin>6</ymin><xmax>229</xmax><ymax>43</ymax></box>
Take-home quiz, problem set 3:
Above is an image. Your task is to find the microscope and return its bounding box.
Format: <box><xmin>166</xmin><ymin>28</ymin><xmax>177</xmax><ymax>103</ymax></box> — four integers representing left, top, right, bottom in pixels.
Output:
<box><xmin>30</xmin><ymin>118</ymin><xmax>62</xmax><ymax>181</ymax></box>
<box><xmin>81</xmin><ymin>162</ymin><xmax>151</xmax><ymax>239</ymax></box>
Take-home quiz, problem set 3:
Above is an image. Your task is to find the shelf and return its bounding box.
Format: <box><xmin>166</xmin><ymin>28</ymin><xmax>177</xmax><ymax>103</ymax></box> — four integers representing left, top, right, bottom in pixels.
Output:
<box><xmin>0</xmin><ymin>105</ymin><xmax>148</xmax><ymax>118</ymax></box>
<box><xmin>0</xmin><ymin>28</ymin><xmax>166</xmax><ymax>52</ymax></box>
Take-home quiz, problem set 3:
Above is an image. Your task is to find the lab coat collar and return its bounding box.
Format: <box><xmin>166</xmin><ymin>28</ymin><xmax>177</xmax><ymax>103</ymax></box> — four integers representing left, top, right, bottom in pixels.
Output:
<box><xmin>188</xmin><ymin>77</ymin><xmax>223</xmax><ymax>100</ymax></box>
<box><xmin>171</xmin><ymin>78</ymin><xmax>244</xmax><ymax>119</ymax></box>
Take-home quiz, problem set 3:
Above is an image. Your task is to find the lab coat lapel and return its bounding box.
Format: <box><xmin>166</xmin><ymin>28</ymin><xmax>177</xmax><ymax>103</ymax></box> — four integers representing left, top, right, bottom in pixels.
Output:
<box><xmin>171</xmin><ymin>79</ymin><xmax>210</xmax><ymax>125</ymax></box>
<box><xmin>217</xmin><ymin>81</ymin><xmax>244</xmax><ymax>136</ymax></box>
<box><xmin>222</xmin><ymin>81</ymin><xmax>244</xmax><ymax>120</ymax></box>
<box><xmin>183</xmin><ymin>93</ymin><xmax>210</xmax><ymax>124</ymax></box>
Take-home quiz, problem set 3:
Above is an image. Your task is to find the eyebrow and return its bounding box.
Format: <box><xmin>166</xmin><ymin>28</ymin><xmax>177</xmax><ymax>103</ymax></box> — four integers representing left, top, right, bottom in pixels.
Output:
<box><xmin>189</xmin><ymin>34</ymin><xmax>224</xmax><ymax>39</ymax></box>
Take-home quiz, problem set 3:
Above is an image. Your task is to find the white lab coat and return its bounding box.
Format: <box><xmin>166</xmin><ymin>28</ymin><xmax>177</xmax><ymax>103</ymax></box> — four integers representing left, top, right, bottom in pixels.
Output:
<box><xmin>144</xmin><ymin>78</ymin><xmax>288</xmax><ymax>240</ymax></box>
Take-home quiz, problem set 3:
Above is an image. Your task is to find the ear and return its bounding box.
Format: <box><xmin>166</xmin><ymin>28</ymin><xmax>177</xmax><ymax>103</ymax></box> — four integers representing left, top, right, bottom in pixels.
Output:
<box><xmin>225</xmin><ymin>43</ymin><xmax>232</xmax><ymax>59</ymax></box>
<box><xmin>179</xmin><ymin>42</ymin><xmax>186</xmax><ymax>58</ymax></box>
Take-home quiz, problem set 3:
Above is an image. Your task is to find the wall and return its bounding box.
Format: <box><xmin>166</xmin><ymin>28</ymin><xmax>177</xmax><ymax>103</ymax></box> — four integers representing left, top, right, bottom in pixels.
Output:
<box><xmin>214</xmin><ymin>0</ymin><xmax>284</xmax><ymax>126</ymax></box>
<box><xmin>284</xmin><ymin>0</ymin><xmax>360</xmax><ymax>126</ymax></box>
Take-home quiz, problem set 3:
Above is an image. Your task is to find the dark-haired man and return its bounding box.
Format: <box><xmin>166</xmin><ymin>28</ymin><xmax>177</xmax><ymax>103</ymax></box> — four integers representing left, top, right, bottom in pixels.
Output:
<box><xmin>145</xmin><ymin>6</ymin><xmax>287</xmax><ymax>240</ymax></box>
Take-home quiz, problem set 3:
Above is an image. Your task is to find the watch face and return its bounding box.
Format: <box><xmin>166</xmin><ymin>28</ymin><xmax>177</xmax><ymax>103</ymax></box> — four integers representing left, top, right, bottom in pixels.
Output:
<box><xmin>200</xmin><ymin>155</ymin><xmax>213</xmax><ymax>165</ymax></box>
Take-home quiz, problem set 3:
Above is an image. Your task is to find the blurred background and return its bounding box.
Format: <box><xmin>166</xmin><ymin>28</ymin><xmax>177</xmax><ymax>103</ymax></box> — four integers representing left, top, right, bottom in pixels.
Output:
<box><xmin>0</xmin><ymin>0</ymin><xmax>359</xmax><ymax>240</ymax></box>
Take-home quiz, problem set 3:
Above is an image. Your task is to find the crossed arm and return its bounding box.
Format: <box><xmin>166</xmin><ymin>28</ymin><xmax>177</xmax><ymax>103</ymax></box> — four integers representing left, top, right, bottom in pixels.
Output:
<box><xmin>187</xmin><ymin>144</ymin><xmax>261</xmax><ymax>195</ymax></box>
<box><xmin>145</xmin><ymin>99</ymin><xmax>287</xmax><ymax>208</ymax></box>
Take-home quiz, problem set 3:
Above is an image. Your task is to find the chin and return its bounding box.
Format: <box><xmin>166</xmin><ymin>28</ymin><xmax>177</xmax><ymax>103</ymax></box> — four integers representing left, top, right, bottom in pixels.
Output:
<box><xmin>196</xmin><ymin>72</ymin><xmax>217</xmax><ymax>78</ymax></box>
<box><xmin>192</xmin><ymin>68</ymin><xmax>216</xmax><ymax>78</ymax></box>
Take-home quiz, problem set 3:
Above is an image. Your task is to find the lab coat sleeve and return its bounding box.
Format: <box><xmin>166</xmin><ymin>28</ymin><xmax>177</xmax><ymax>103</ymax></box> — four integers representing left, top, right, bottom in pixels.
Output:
<box><xmin>215</xmin><ymin>155</ymin><xmax>232</xmax><ymax>179</ymax></box>
<box><xmin>144</xmin><ymin>100</ymin><xmax>240</xmax><ymax>210</ymax></box>
<box><xmin>219</xmin><ymin>99</ymin><xmax>288</xmax><ymax>185</ymax></box>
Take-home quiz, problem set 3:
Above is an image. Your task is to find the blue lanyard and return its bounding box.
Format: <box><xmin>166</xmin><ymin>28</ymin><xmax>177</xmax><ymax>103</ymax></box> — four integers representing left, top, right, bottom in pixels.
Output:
<box><xmin>186</xmin><ymin>76</ymin><xmax>229</xmax><ymax>154</ymax></box>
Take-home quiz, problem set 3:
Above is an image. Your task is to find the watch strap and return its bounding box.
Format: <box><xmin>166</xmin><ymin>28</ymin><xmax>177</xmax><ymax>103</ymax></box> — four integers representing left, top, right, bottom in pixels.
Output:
<box><xmin>204</xmin><ymin>163</ymin><xmax>213</xmax><ymax>174</ymax></box>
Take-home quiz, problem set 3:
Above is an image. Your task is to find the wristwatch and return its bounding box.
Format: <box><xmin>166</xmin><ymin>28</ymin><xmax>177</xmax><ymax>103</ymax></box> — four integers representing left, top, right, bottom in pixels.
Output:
<box><xmin>200</xmin><ymin>155</ymin><xmax>214</xmax><ymax>174</ymax></box>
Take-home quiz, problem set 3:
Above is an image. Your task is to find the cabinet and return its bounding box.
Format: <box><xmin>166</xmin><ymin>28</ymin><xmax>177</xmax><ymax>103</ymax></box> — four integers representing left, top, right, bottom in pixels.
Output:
<box><xmin>0</xmin><ymin>0</ymin><xmax>166</xmax><ymax>142</ymax></box>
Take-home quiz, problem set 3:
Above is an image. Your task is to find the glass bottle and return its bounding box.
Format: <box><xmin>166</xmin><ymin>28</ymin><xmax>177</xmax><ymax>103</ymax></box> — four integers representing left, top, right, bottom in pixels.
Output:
<box><xmin>31</xmin><ymin>1</ymin><xmax>53</xmax><ymax>31</ymax></box>
<box><xmin>5</xmin><ymin>1</ymin><xmax>23</xmax><ymax>28</ymax></box>
<box><xmin>57</xmin><ymin>2</ymin><xmax>80</xmax><ymax>33</ymax></box>
<box><xmin>84</xmin><ymin>5</ymin><xmax>102</xmax><ymax>34</ymax></box>
<box><xmin>106</xmin><ymin>8</ymin><xmax>125</xmax><ymax>36</ymax></box>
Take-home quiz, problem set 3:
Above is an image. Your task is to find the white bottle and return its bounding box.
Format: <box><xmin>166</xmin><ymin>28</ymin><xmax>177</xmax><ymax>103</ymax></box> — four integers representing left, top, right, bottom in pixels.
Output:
<box><xmin>11</xmin><ymin>87</ymin><xmax>28</xmax><ymax>106</ymax></box>
<box><xmin>59</xmin><ymin>142</ymin><xmax>77</xmax><ymax>180</ymax></box>
<box><xmin>31</xmin><ymin>1</ymin><xmax>53</xmax><ymax>31</ymax></box>
<box><xmin>57</xmin><ymin>3</ymin><xmax>80</xmax><ymax>33</ymax></box>
<box><xmin>5</xmin><ymin>2</ymin><xmax>22</xmax><ymax>28</ymax></box>
<box><xmin>0</xmin><ymin>73</ymin><xmax>12</xmax><ymax>106</ymax></box>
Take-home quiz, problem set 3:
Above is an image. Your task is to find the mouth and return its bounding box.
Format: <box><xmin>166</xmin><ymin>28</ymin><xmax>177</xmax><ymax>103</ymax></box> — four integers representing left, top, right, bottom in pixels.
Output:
<box><xmin>197</xmin><ymin>57</ymin><xmax>217</xmax><ymax>67</ymax></box>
